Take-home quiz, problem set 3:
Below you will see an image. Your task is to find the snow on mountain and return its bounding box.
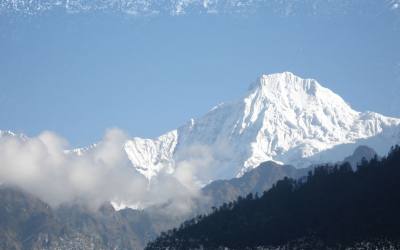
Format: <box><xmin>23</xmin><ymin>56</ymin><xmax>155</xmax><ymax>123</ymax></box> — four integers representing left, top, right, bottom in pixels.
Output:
<box><xmin>0</xmin><ymin>130</ymin><xmax>17</xmax><ymax>137</ymax></box>
<box><xmin>1</xmin><ymin>0</ymin><xmax>398</xmax><ymax>16</ymax></box>
<box><xmin>0</xmin><ymin>130</ymin><xmax>27</xmax><ymax>140</ymax></box>
<box><xmin>124</xmin><ymin>72</ymin><xmax>400</xmax><ymax>182</ymax></box>
<box><xmin>124</xmin><ymin>130</ymin><xmax>178</xmax><ymax>180</ymax></box>
<box><xmin>1</xmin><ymin>72</ymin><xmax>400</xmax><ymax>184</ymax></box>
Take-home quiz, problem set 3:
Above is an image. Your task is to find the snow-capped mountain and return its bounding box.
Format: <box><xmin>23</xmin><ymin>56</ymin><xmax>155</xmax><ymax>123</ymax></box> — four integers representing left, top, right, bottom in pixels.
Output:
<box><xmin>124</xmin><ymin>72</ymin><xmax>400</xmax><ymax>182</ymax></box>
<box><xmin>1</xmin><ymin>72</ymin><xmax>400</xmax><ymax>184</ymax></box>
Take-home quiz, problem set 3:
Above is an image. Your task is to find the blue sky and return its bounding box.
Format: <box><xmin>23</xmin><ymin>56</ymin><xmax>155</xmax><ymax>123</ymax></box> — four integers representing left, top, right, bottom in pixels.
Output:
<box><xmin>0</xmin><ymin>0</ymin><xmax>399</xmax><ymax>147</ymax></box>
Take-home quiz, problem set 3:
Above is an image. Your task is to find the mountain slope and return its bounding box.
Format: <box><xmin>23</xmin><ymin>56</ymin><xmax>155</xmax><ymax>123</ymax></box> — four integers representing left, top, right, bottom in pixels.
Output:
<box><xmin>199</xmin><ymin>145</ymin><xmax>377</xmax><ymax>212</ymax></box>
<box><xmin>125</xmin><ymin>72</ymin><xmax>400</xmax><ymax>182</ymax></box>
<box><xmin>0</xmin><ymin>187</ymin><xmax>156</xmax><ymax>250</ymax></box>
<box><xmin>201</xmin><ymin>162</ymin><xmax>309</xmax><ymax>209</ymax></box>
<box><xmin>146</xmin><ymin>146</ymin><xmax>400</xmax><ymax>250</ymax></box>
<box><xmin>343</xmin><ymin>145</ymin><xmax>378</xmax><ymax>169</ymax></box>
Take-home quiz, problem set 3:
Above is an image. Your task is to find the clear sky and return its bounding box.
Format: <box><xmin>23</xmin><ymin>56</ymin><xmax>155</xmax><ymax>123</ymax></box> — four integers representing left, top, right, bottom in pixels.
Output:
<box><xmin>0</xmin><ymin>0</ymin><xmax>399</xmax><ymax>147</ymax></box>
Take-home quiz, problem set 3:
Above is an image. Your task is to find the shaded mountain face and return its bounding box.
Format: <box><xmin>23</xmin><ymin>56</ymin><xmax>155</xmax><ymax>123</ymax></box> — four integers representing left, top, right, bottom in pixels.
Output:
<box><xmin>0</xmin><ymin>187</ymin><xmax>156</xmax><ymax>250</ymax></box>
<box><xmin>198</xmin><ymin>145</ymin><xmax>379</xmax><ymax>212</ymax></box>
<box><xmin>201</xmin><ymin>162</ymin><xmax>310</xmax><ymax>209</ymax></box>
<box><xmin>343</xmin><ymin>145</ymin><xmax>378</xmax><ymax>169</ymax></box>
<box><xmin>125</xmin><ymin>72</ymin><xmax>400</xmax><ymax>182</ymax></box>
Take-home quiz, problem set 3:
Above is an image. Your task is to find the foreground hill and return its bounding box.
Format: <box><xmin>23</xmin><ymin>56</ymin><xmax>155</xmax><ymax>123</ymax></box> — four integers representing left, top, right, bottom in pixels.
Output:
<box><xmin>146</xmin><ymin>146</ymin><xmax>400</xmax><ymax>249</ymax></box>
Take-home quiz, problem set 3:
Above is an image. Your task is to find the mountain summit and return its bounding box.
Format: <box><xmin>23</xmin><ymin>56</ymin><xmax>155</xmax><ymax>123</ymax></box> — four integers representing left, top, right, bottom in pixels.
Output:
<box><xmin>124</xmin><ymin>72</ymin><xmax>400</xmax><ymax>181</ymax></box>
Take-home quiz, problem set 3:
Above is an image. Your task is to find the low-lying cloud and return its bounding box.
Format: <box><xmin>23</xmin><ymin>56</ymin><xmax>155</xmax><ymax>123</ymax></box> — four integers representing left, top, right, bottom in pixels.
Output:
<box><xmin>0</xmin><ymin>128</ymin><xmax>204</xmax><ymax>213</ymax></box>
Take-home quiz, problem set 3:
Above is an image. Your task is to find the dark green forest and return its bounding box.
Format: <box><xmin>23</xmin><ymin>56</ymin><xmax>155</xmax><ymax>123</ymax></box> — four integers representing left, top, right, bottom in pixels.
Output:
<box><xmin>146</xmin><ymin>146</ymin><xmax>400</xmax><ymax>249</ymax></box>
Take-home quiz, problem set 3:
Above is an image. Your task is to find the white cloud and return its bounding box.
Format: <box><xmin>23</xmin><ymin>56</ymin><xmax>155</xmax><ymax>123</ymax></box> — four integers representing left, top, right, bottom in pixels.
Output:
<box><xmin>0</xmin><ymin>129</ymin><xmax>205</xmax><ymax>213</ymax></box>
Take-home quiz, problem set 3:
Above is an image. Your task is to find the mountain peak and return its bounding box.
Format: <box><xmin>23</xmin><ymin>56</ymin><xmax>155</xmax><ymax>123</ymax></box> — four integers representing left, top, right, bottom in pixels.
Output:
<box><xmin>260</xmin><ymin>71</ymin><xmax>298</xmax><ymax>80</ymax></box>
<box><xmin>244</xmin><ymin>71</ymin><xmax>353</xmax><ymax>119</ymax></box>
<box><xmin>249</xmin><ymin>72</ymin><xmax>321</xmax><ymax>97</ymax></box>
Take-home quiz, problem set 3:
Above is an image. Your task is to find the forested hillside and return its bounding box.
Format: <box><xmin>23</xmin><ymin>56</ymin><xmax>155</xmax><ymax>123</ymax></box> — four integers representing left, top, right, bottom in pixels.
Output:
<box><xmin>146</xmin><ymin>146</ymin><xmax>400</xmax><ymax>249</ymax></box>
